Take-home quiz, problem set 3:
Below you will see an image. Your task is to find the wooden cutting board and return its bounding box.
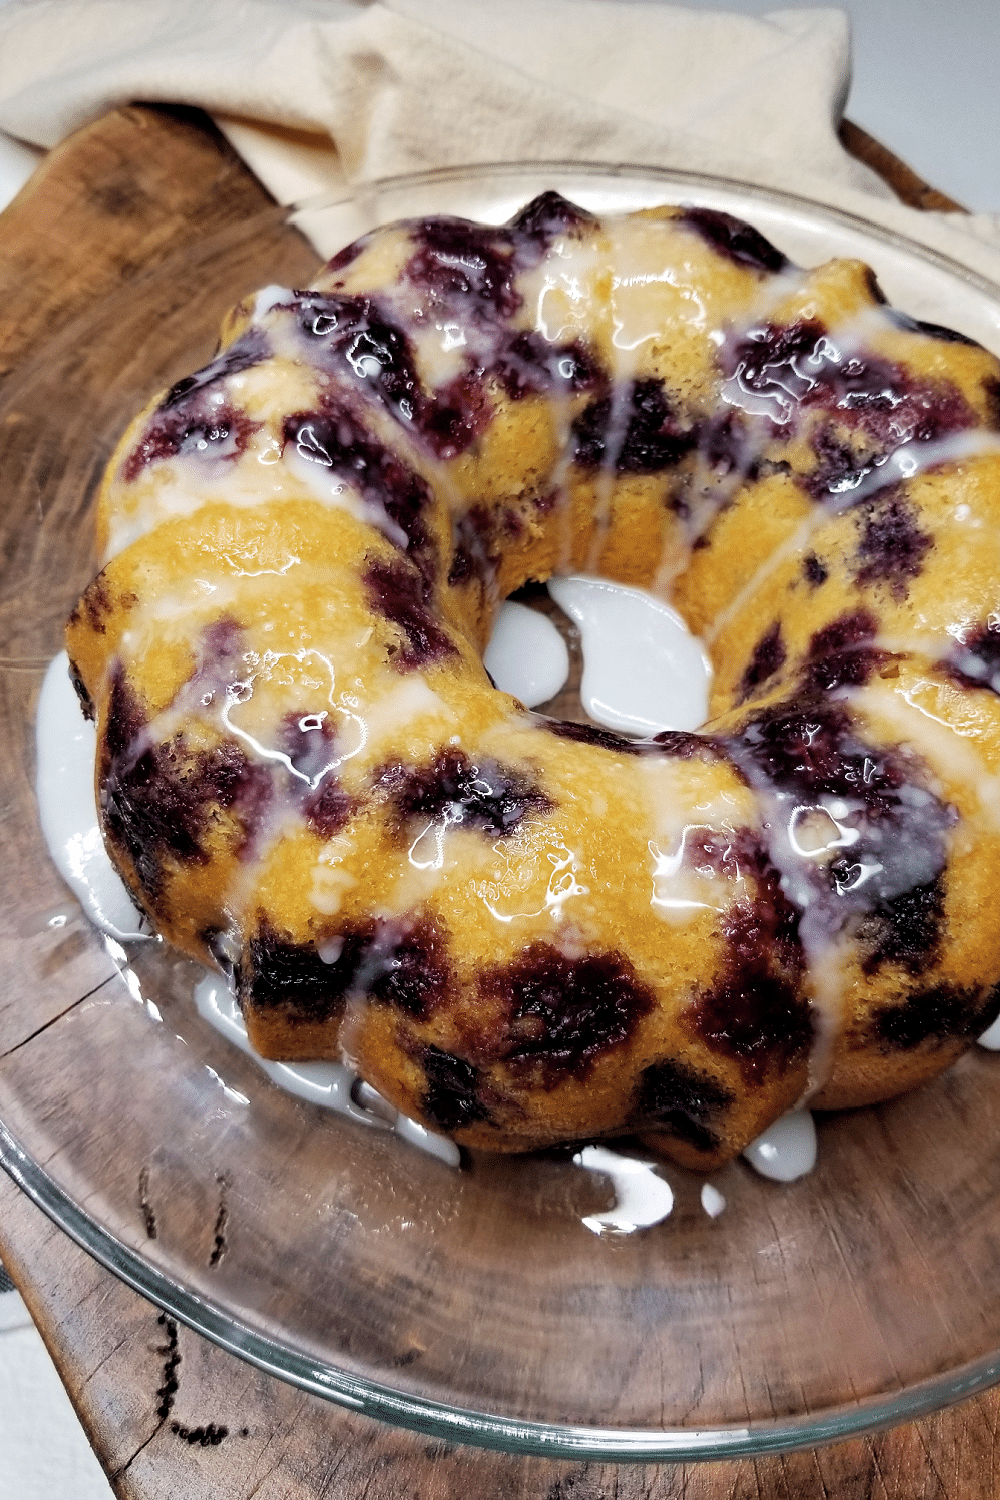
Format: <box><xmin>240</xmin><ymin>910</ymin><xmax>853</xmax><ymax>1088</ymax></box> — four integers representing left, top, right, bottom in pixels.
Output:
<box><xmin>0</xmin><ymin>103</ymin><xmax>991</xmax><ymax>1500</ymax></box>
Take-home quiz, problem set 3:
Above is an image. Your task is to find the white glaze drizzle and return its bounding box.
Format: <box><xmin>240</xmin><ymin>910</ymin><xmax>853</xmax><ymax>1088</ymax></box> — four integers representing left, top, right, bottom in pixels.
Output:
<box><xmin>573</xmin><ymin>1143</ymin><xmax>674</xmax><ymax>1236</ymax></box>
<box><xmin>483</xmin><ymin>601</ymin><xmax>569</xmax><ymax>707</ymax></box>
<box><xmin>741</xmin><ymin>1109</ymin><xmax>817</xmax><ymax>1182</ymax></box>
<box><xmin>700</xmin><ymin>1182</ymin><xmax>727</xmax><ymax>1218</ymax></box>
<box><xmin>194</xmin><ymin>975</ymin><xmax>460</xmax><ymax>1166</ymax></box>
<box><xmin>546</xmin><ymin>575</ymin><xmax>712</xmax><ymax>733</ymax></box>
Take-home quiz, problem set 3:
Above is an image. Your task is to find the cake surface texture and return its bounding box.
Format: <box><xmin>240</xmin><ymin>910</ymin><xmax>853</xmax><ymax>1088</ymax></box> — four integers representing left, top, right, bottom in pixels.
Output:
<box><xmin>66</xmin><ymin>192</ymin><xmax>1000</xmax><ymax>1168</ymax></box>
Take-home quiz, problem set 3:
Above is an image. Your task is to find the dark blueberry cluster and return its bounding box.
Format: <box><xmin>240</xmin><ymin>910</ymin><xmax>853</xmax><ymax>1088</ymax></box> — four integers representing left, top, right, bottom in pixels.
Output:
<box><xmin>677</xmin><ymin>206</ymin><xmax>789</xmax><ymax>275</ymax></box>
<box><xmin>800</xmin><ymin>607</ymin><xmax>891</xmax><ymax>694</ymax></box>
<box><xmin>687</xmin><ymin>846</ymin><xmax>812</xmax><ymax>1084</ymax></box>
<box><xmin>406</xmin><ymin>217</ymin><xmax>523</xmax><ymax>320</ymax></box>
<box><xmin>943</xmin><ymin>621</ymin><xmax>1000</xmax><ymax>695</ymax></box>
<box><xmin>377</xmin><ymin>746</ymin><xmax>552</xmax><ymax>838</ymax></box>
<box><xmin>853</xmin><ymin>489</ymin><xmax>933</xmax><ymax>599</ymax></box>
<box><xmin>238</xmin><ymin>919</ymin><xmax>374</xmax><ymax>1022</ymax></box>
<box><xmin>417</xmin><ymin>1046</ymin><xmax>490</xmax><ymax>1132</ymax></box>
<box><xmin>723</xmin><ymin>318</ymin><xmax>975</xmax><ymax>506</ymax></box>
<box><xmin>632</xmin><ymin>1057</ymin><xmax>735</xmax><ymax>1156</ymax></box>
<box><xmin>477</xmin><ymin>942</ymin><xmax>656</xmax><ymax>1085</ymax></box>
<box><xmin>283</xmin><ymin>403</ymin><xmax>436</xmax><ymax>580</ymax></box>
<box><xmin>728</xmin><ymin>694</ymin><xmax>955</xmax><ymax>978</ymax></box>
<box><xmin>122</xmin><ymin>330</ymin><xmax>268</xmax><ymax>482</ymax></box>
<box><xmin>572</xmin><ymin>377</ymin><xmax>699</xmax><ymax>474</ymax></box>
<box><xmin>122</xmin><ymin>392</ymin><xmax>259</xmax><ymax>484</ymax></box>
<box><xmin>239</xmin><ymin>915</ymin><xmax>450</xmax><ymax>1025</ymax></box>
<box><xmin>508</xmin><ymin>190</ymin><xmax>597</xmax><ymax>242</ymax></box>
<box><xmin>868</xmin><ymin>979</ymin><xmax>1000</xmax><ymax>1051</ymax></box>
<box><xmin>364</xmin><ymin>558</ymin><xmax>457</xmax><ymax>669</ymax></box>
<box><xmin>494</xmin><ymin>331</ymin><xmax>602</xmax><ymax>403</ymax></box>
<box><xmin>100</xmin><ymin>666</ymin><xmax>271</xmax><ymax>902</ymax></box>
<box><xmin>737</xmin><ymin>620</ymin><xmax>786</xmax><ymax>702</ymax></box>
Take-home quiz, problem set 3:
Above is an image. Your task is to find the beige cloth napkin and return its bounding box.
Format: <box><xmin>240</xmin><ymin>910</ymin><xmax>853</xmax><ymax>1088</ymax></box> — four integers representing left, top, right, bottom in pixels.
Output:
<box><xmin>1</xmin><ymin>0</ymin><xmax>999</xmax><ymax>283</ymax></box>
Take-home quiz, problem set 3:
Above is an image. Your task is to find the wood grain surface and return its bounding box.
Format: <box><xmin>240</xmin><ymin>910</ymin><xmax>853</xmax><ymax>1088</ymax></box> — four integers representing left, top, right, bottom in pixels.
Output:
<box><xmin>1</xmin><ymin>102</ymin><xmax>998</xmax><ymax>1499</ymax></box>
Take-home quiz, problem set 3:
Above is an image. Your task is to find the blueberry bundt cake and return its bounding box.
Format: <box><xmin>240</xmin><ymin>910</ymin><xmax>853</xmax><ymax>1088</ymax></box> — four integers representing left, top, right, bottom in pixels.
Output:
<box><xmin>65</xmin><ymin>193</ymin><xmax>1000</xmax><ymax>1169</ymax></box>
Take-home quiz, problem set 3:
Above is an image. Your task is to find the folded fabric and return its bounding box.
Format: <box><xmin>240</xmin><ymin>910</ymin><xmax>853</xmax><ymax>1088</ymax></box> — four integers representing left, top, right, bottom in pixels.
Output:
<box><xmin>0</xmin><ymin>0</ymin><xmax>998</xmax><ymax>283</ymax></box>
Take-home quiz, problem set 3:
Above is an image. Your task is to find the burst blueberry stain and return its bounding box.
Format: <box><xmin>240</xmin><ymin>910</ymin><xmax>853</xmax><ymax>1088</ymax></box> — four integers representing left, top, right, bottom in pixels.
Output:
<box><xmin>239</xmin><ymin>918</ymin><xmax>375</xmax><ymax>1021</ymax></box>
<box><xmin>364</xmin><ymin>558</ymin><xmax>457</xmax><ymax>669</ymax></box>
<box><xmin>677</xmin><ymin>206</ymin><xmax>788</xmax><ymax>274</ymax></box>
<box><xmin>122</xmin><ymin>391</ymin><xmax>260</xmax><ymax>483</ymax></box>
<box><xmin>493</xmin><ymin>332</ymin><xmax>603</xmax><ymax>402</ymax></box>
<box><xmin>688</xmin><ymin>853</ymin><xmax>811</xmax><ymax>1085</ymax></box>
<box><xmin>416</xmin><ymin>368</ymin><xmax>493</xmax><ymax>459</ymax></box>
<box><xmin>476</xmin><ymin>943</ymin><xmax>655</xmax><ymax>1085</ymax></box>
<box><xmin>544</xmin><ymin>720</ymin><xmax>648</xmax><ymax>755</ymax></box>
<box><xmin>868</xmin><ymin>980</ymin><xmax>1000</xmax><ymax>1051</ymax></box>
<box><xmin>737</xmin><ymin>621</ymin><xmax>786</xmax><ymax>702</ymax></box>
<box><xmin>418</xmin><ymin>1046</ymin><xmax>490</xmax><ymax>1132</ymax></box>
<box><xmin>855</xmin><ymin>489</ymin><xmax>933</xmax><ymax>598</ymax></box>
<box><xmin>698</xmin><ymin>408</ymin><xmax>756</xmax><ymax>479</ymax></box>
<box><xmin>291</xmin><ymin>292</ymin><xmax>421</xmax><ymax>421</ymax></box>
<box><xmin>801</xmin><ymin>607</ymin><xmax>890</xmax><ymax>692</ymax></box>
<box><xmin>803</xmin><ymin>552</ymin><xmax>828</xmax><ymax>587</ymax></box>
<box><xmin>285</xmin><ymin>290</ymin><xmax>494</xmax><ymax>459</ymax></box>
<box><xmin>632</xmin><ymin>1057</ymin><xmax>734</xmax><ymax>1155</ymax></box>
<box><xmin>122</xmin><ymin>330</ymin><xmax>268</xmax><ymax>482</ymax></box>
<box><xmin>541</xmin><ymin>719</ymin><xmax>711</xmax><ymax>760</ymax></box>
<box><xmin>70</xmin><ymin>572</ymin><xmax>116</xmax><ymax>637</ymax></box>
<box><xmin>406</xmin><ymin>218</ymin><xmax>522</xmax><ymax>320</ymax></box>
<box><xmin>857</xmin><ymin>875</ymin><xmax>947</xmax><ymax>977</ymax></box>
<box><xmin>572</xmin><ymin>378</ymin><xmax>698</xmax><ymax>473</ymax></box>
<box><xmin>508</xmin><ymin>190</ymin><xmax>596</xmax><ymax>241</ymax></box>
<box><xmin>722</xmin><ymin>320</ymin><xmax>976</xmax><ymax>500</ymax></box>
<box><xmin>284</xmin><ymin>405</ymin><xmax>436</xmax><ymax>578</ymax></box>
<box><xmin>100</xmin><ymin>663</ymin><xmax>276</xmax><ymax>896</ymax></box>
<box><xmin>377</xmin><ymin>747</ymin><xmax>552</xmax><ymax>837</ymax></box>
<box><xmin>944</xmin><ymin>623</ymin><xmax>1000</xmax><ymax>693</ymax></box>
<box><xmin>366</xmin><ymin>919</ymin><xmax>451</xmax><ymax>1019</ymax></box>
<box><xmin>68</xmin><ymin>657</ymin><xmax>95</xmax><ymax>721</ymax></box>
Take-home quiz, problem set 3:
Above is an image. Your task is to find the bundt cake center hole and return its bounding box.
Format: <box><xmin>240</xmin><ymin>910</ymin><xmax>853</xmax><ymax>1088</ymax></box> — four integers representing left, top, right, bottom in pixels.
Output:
<box><xmin>495</xmin><ymin>577</ymin><xmax>712</xmax><ymax>736</ymax></box>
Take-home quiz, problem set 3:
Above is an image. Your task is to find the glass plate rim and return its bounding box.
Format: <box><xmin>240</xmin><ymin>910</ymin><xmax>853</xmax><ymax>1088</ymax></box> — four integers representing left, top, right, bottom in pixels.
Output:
<box><xmin>5</xmin><ymin>156</ymin><xmax>1000</xmax><ymax>1461</ymax></box>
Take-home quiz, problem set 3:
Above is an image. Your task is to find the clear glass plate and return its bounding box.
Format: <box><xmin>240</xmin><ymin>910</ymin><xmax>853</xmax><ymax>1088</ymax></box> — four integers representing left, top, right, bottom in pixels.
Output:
<box><xmin>4</xmin><ymin>162</ymin><xmax>1000</xmax><ymax>1462</ymax></box>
